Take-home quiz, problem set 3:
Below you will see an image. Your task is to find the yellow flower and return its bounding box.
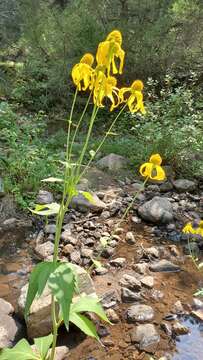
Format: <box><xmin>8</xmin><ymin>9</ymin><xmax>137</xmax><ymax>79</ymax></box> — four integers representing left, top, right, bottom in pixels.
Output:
<box><xmin>196</xmin><ymin>220</ymin><xmax>203</xmax><ymax>237</ymax></box>
<box><xmin>96</xmin><ymin>30</ymin><xmax>125</xmax><ymax>76</ymax></box>
<box><xmin>139</xmin><ymin>154</ymin><xmax>166</xmax><ymax>180</ymax></box>
<box><xmin>119</xmin><ymin>80</ymin><xmax>146</xmax><ymax>114</ymax></box>
<box><xmin>93</xmin><ymin>72</ymin><xmax>120</xmax><ymax>111</ymax></box>
<box><xmin>71</xmin><ymin>53</ymin><xmax>94</xmax><ymax>91</ymax></box>
<box><xmin>182</xmin><ymin>222</ymin><xmax>197</xmax><ymax>234</ymax></box>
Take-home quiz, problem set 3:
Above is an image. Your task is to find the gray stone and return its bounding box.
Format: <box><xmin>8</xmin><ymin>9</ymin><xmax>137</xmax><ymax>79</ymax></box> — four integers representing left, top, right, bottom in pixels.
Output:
<box><xmin>60</xmin><ymin>229</ymin><xmax>72</xmax><ymax>242</ymax></box>
<box><xmin>36</xmin><ymin>190</ymin><xmax>54</xmax><ymax>204</ymax></box>
<box><xmin>141</xmin><ymin>276</ymin><xmax>154</xmax><ymax>288</ymax></box>
<box><xmin>0</xmin><ymin>299</ymin><xmax>14</xmax><ymax>316</ymax></box>
<box><xmin>133</xmin><ymin>263</ymin><xmax>148</xmax><ymax>275</ymax></box>
<box><xmin>47</xmin><ymin>346</ymin><xmax>69</xmax><ymax>360</ymax></box>
<box><xmin>110</xmin><ymin>258</ymin><xmax>126</xmax><ymax>267</ymax></box>
<box><xmin>131</xmin><ymin>183</ymin><xmax>143</xmax><ymax>192</ymax></box>
<box><xmin>119</xmin><ymin>274</ymin><xmax>141</xmax><ymax>291</ymax></box>
<box><xmin>70</xmin><ymin>250</ymin><xmax>81</xmax><ymax>264</ymax></box>
<box><xmin>126</xmin><ymin>304</ymin><xmax>154</xmax><ymax>323</ymax></box>
<box><xmin>62</xmin><ymin>244</ymin><xmax>74</xmax><ymax>256</ymax></box>
<box><xmin>131</xmin><ymin>216</ymin><xmax>142</xmax><ymax>224</ymax></box>
<box><xmin>71</xmin><ymin>192</ymin><xmax>106</xmax><ymax>213</ymax></box>
<box><xmin>121</xmin><ymin>288</ymin><xmax>142</xmax><ymax>303</ymax></box>
<box><xmin>105</xmin><ymin>309</ymin><xmax>119</xmax><ymax>323</ymax></box>
<box><xmin>130</xmin><ymin>323</ymin><xmax>160</xmax><ymax>353</ymax></box>
<box><xmin>192</xmin><ymin>298</ymin><xmax>203</xmax><ymax>310</ymax></box>
<box><xmin>18</xmin><ymin>264</ymin><xmax>95</xmax><ymax>338</ymax></box>
<box><xmin>61</xmin><ymin>234</ymin><xmax>78</xmax><ymax>246</ymax></box>
<box><xmin>138</xmin><ymin>196</ymin><xmax>173</xmax><ymax>224</ymax></box>
<box><xmin>97</xmin><ymin>153</ymin><xmax>129</xmax><ymax>171</ymax></box>
<box><xmin>125</xmin><ymin>232</ymin><xmax>136</xmax><ymax>244</ymax></box>
<box><xmin>35</xmin><ymin>241</ymin><xmax>54</xmax><ymax>260</ymax></box>
<box><xmin>160</xmin><ymin>181</ymin><xmax>174</xmax><ymax>192</ymax></box>
<box><xmin>44</xmin><ymin>224</ymin><xmax>56</xmax><ymax>234</ymax></box>
<box><xmin>145</xmin><ymin>246</ymin><xmax>159</xmax><ymax>258</ymax></box>
<box><xmin>173</xmin><ymin>179</ymin><xmax>196</xmax><ymax>192</ymax></box>
<box><xmin>0</xmin><ymin>314</ymin><xmax>22</xmax><ymax>349</ymax></box>
<box><xmin>149</xmin><ymin>260</ymin><xmax>180</xmax><ymax>273</ymax></box>
<box><xmin>81</xmin><ymin>248</ymin><xmax>93</xmax><ymax>258</ymax></box>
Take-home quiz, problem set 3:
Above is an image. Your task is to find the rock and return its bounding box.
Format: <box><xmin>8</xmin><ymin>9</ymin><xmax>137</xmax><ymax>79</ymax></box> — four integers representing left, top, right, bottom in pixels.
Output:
<box><xmin>35</xmin><ymin>241</ymin><xmax>54</xmax><ymax>260</ymax></box>
<box><xmin>172</xmin><ymin>321</ymin><xmax>189</xmax><ymax>335</ymax></box>
<box><xmin>71</xmin><ymin>192</ymin><xmax>106</xmax><ymax>213</ymax></box>
<box><xmin>18</xmin><ymin>264</ymin><xmax>95</xmax><ymax>338</ymax></box>
<box><xmin>0</xmin><ymin>299</ymin><xmax>14</xmax><ymax>315</ymax></box>
<box><xmin>192</xmin><ymin>298</ymin><xmax>203</xmax><ymax>310</ymax></box>
<box><xmin>125</xmin><ymin>232</ymin><xmax>136</xmax><ymax>244</ymax></box>
<box><xmin>47</xmin><ymin>346</ymin><xmax>69</xmax><ymax>360</ymax></box>
<box><xmin>114</xmin><ymin>227</ymin><xmax>123</xmax><ymax>235</ymax></box>
<box><xmin>149</xmin><ymin>260</ymin><xmax>180</xmax><ymax>273</ymax></box>
<box><xmin>119</xmin><ymin>274</ymin><xmax>141</xmax><ymax>291</ymax></box>
<box><xmin>70</xmin><ymin>250</ymin><xmax>81</xmax><ymax>264</ymax></box>
<box><xmin>173</xmin><ymin>179</ymin><xmax>196</xmax><ymax>193</ymax></box>
<box><xmin>110</xmin><ymin>258</ymin><xmax>126</xmax><ymax>267</ymax></box>
<box><xmin>138</xmin><ymin>196</ymin><xmax>173</xmax><ymax>224</ymax></box>
<box><xmin>161</xmin><ymin>322</ymin><xmax>172</xmax><ymax>336</ymax></box>
<box><xmin>81</xmin><ymin>248</ymin><xmax>93</xmax><ymax>258</ymax></box>
<box><xmin>97</xmin><ymin>153</ymin><xmax>129</xmax><ymax>171</ymax></box>
<box><xmin>100</xmin><ymin>290</ymin><xmax>118</xmax><ymax>309</ymax></box>
<box><xmin>192</xmin><ymin>309</ymin><xmax>203</xmax><ymax>321</ymax></box>
<box><xmin>44</xmin><ymin>224</ymin><xmax>56</xmax><ymax>234</ymax></box>
<box><xmin>60</xmin><ymin>230</ymin><xmax>72</xmax><ymax>242</ymax></box>
<box><xmin>145</xmin><ymin>246</ymin><xmax>159</xmax><ymax>258</ymax></box>
<box><xmin>95</xmin><ymin>267</ymin><xmax>108</xmax><ymax>275</ymax></box>
<box><xmin>121</xmin><ymin>288</ymin><xmax>142</xmax><ymax>303</ymax></box>
<box><xmin>160</xmin><ymin>181</ymin><xmax>174</xmax><ymax>192</ymax></box>
<box><xmin>133</xmin><ymin>263</ymin><xmax>148</xmax><ymax>275</ymax></box>
<box><xmin>62</xmin><ymin>244</ymin><xmax>74</xmax><ymax>256</ymax></box>
<box><xmin>0</xmin><ymin>314</ymin><xmax>22</xmax><ymax>349</ymax></box>
<box><xmin>36</xmin><ymin>190</ymin><xmax>54</xmax><ymax>204</ymax></box>
<box><xmin>131</xmin><ymin>183</ymin><xmax>144</xmax><ymax>192</ymax></box>
<box><xmin>101</xmin><ymin>246</ymin><xmax>115</xmax><ymax>258</ymax></box>
<box><xmin>141</xmin><ymin>276</ymin><xmax>154</xmax><ymax>288</ymax></box>
<box><xmin>130</xmin><ymin>324</ymin><xmax>160</xmax><ymax>353</ymax></box>
<box><xmin>126</xmin><ymin>304</ymin><xmax>154</xmax><ymax>323</ymax></box>
<box><xmin>100</xmin><ymin>211</ymin><xmax>111</xmax><ymax>220</ymax></box>
<box><xmin>172</xmin><ymin>300</ymin><xmax>184</xmax><ymax>314</ymax></box>
<box><xmin>131</xmin><ymin>216</ymin><xmax>142</xmax><ymax>224</ymax></box>
<box><xmin>105</xmin><ymin>309</ymin><xmax>119</xmax><ymax>323</ymax></box>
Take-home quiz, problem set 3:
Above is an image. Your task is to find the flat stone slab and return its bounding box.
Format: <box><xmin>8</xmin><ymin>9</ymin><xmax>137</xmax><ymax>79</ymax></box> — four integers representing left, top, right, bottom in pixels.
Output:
<box><xmin>149</xmin><ymin>260</ymin><xmax>181</xmax><ymax>273</ymax></box>
<box><xmin>130</xmin><ymin>323</ymin><xmax>160</xmax><ymax>353</ymax></box>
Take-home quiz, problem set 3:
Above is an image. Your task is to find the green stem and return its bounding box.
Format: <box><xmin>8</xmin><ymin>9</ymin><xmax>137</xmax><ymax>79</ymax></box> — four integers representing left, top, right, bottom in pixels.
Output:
<box><xmin>66</xmin><ymin>88</ymin><xmax>78</xmax><ymax>166</ymax></box>
<box><xmin>88</xmin><ymin>176</ymin><xmax>149</xmax><ymax>273</ymax></box>
<box><xmin>50</xmin><ymin>296</ymin><xmax>58</xmax><ymax>360</ymax></box>
<box><xmin>187</xmin><ymin>235</ymin><xmax>199</xmax><ymax>270</ymax></box>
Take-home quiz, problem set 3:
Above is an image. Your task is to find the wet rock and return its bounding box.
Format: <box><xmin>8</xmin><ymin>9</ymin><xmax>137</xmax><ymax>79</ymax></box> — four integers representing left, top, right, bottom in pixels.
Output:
<box><xmin>70</xmin><ymin>250</ymin><xmax>81</xmax><ymax>264</ymax></box>
<box><xmin>141</xmin><ymin>276</ymin><xmax>154</xmax><ymax>288</ymax></box>
<box><xmin>71</xmin><ymin>192</ymin><xmax>106</xmax><ymax>213</ymax></box>
<box><xmin>105</xmin><ymin>309</ymin><xmax>119</xmax><ymax>323</ymax></box>
<box><xmin>126</xmin><ymin>304</ymin><xmax>154</xmax><ymax>323</ymax></box>
<box><xmin>35</xmin><ymin>241</ymin><xmax>54</xmax><ymax>260</ymax></box>
<box><xmin>172</xmin><ymin>321</ymin><xmax>189</xmax><ymax>335</ymax></box>
<box><xmin>173</xmin><ymin>179</ymin><xmax>196</xmax><ymax>193</ymax></box>
<box><xmin>138</xmin><ymin>196</ymin><xmax>173</xmax><ymax>224</ymax></box>
<box><xmin>0</xmin><ymin>298</ymin><xmax>14</xmax><ymax>315</ymax></box>
<box><xmin>121</xmin><ymin>287</ymin><xmax>142</xmax><ymax>303</ymax></box>
<box><xmin>130</xmin><ymin>323</ymin><xmax>160</xmax><ymax>353</ymax></box>
<box><xmin>133</xmin><ymin>263</ymin><xmax>148</xmax><ymax>275</ymax></box>
<box><xmin>0</xmin><ymin>314</ymin><xmax>22</xmax><ymax>349</ymax></box>
<box><xmin>192</xmin><ymin>309</ymin><xmax>203</xmax><ymax>321</ymax></box>
<box><xmin>149</xmin><ymin>260</ymin><xmax>180</xmax><ymax>273</ymax></box>
<box><xmin>36</xmin><ymin>190</ymin><xmax>54</xmax><ymax>204</ymax></box>
<box><xmin>97</xmin><ymin>153</ymin><xmax>129</xmax><ymax>171</ymax></box>
<box><xmin>125</xmin><ymin>232</ymin><xmax>136</xmax><ymax>244</ymax></box>
<box><xmin>110</xmin><ymin>258</ymin><xmax>126</xmax><ymax>267</ymax></box>
<box><xmin>119</xmin><ymin>274</ymin><xmax>141</xmax><ymax>291</ymax></box>
<box><xmin>44</xmin><ymin>224</ymin><xmax>56</xmax><ymax>234</ymax></box>
<box><xmin>18</xmin><ymin>264</ymin><xmax>95</xmax><ymax>338</ymax></box>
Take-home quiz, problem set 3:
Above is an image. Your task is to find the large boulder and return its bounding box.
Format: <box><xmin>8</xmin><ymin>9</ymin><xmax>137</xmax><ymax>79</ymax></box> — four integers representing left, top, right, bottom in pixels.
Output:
<box><xmin>18</xmin><ymin>264</ymin><xmax>96</xmax><ymax>338</ymax></box>
<box><xmin>138</xmin><ymin>196</ymin><xmax>173</xmax><ymax>224</ymax></box>
<box><xmin>97</xmin><ymin>153</ymin><xmax>129</xmax><ymax>172</ymax></box>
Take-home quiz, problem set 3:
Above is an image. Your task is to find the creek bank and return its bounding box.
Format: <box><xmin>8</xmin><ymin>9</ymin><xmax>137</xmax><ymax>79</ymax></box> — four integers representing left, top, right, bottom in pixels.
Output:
<box><xmin>0</xmin><ymin>167</ymin><xmax>203</xmax><ymax>359</ymax></box>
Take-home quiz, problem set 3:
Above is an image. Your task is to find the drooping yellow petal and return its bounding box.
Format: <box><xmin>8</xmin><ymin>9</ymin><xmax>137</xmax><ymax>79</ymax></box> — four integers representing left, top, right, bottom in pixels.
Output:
<box><xmin>150</xmin><ymin>165</ymin><xmax>166</xmax><ymax>180</ymax></box>
<box><xmin>139</xmin><ymin>162</ymin><xmax>153</xmax><ymax>177</ymax></box>
<box><xmin>131</xmin><ymin>80</ymin><xmax>144</xmax><ymax>91</ymax></box>
<box><xmin>80</xmin><ymin>53</ymin><xmax>94</xmax><ymax>66</ymax></box>
<box><xmin>106</xmin><ymin>30</ymin><xmax>122</xmax><ymax>45</ymax></box>
<box><xmin>182</xmin><ymin>223</ymin><xmax>196</xmax><ymax>234</ymax></box>
<box><xmin>149</xmin><ymin>154</ymin><xmax>162</xmax><ymax>166</ymax></box>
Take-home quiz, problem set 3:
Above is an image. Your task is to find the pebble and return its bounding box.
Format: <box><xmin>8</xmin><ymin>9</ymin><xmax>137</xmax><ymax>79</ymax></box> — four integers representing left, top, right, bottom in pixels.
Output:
<box><xmin>172</xmin><ymin>321</ymin><xmax>189</xmax><ymax>335</ymax></box>
<box><xmin>105</xmin><ymin>309</ymin><xmax>119</xmax><ymax>323</ymax></box>
<box><xmin>44</xmin><ymin>224</ymin><xmax>56</xmax><ymax>234</ymax></box>
<box><xmin>141</xmin><ymin>276</ymin><xmax>154</xmax><ymax>288</ymax></box>
<box><xmin>149</xmin><ymin>260</ymin><xmax>181</xmax><ymax>273</ymax></box>
<box><xmin>130</xmin><ymin>323</ymin><xmax>160</xmax><ymax>352</ymax></box>
<box><xmin>110</xmin><ymin>258</ymin><xmax>126</xmax><ymax>267</ymax></box>
<box><xmin>125</xmin><ymin>231</ymin><xmax>136</xmax><ymax>244</ymax></box>
<box><xmin>119</xmin><ymin>274</ymin><xmax>141</xmax><ymax>291</ymax></box>
<box><xmin>126</xmin><ymin>304</ymin><xmax>154</xmax><ymax>323</ymax></box>
<box><xmin>121</xmin><ymin>287</ymin><xmax>142</xmax><ymax>303</ymax></box>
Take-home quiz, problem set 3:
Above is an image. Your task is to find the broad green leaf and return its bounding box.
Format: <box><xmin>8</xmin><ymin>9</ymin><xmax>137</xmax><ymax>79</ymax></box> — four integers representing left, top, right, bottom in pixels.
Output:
<box><xmin>100</xmin><ymin>236</ymin><xmax>108</xmax><ymax>247</ymax></box>
<box><xmin>91</xmin><ymin>259</ymin><xmax>103</xmax><ymax>269</ymax></box>
<box><xmin>25</xmin><ymin>262</ymin><xmax>56</xmax><ymax>318</ymax></box>
<box><xmin>81</xmin><ymin>191</ymin><xmax>95</xmax><ymax>204</ymax></box>
<box><xmin>71</xmin><ymin>295</ymin><xmax>110</xmax><ymax>323</ymax></box>
<box><xmin>0</xmin><ymin>339</ymin><xmax>39</xmax><ymax>360</ymax></box>
<box><xmin>69</xmin><ymin>312</ymin><xmax>99</xmax><ymax>340</ymax></box>
<box><xmin>29</xmin><ymin>203</ymin><xmax>60</xmax><ymax>216</ymax></box>
<box><xmin>34</xmin><ymin>334</ymin><xmax>53</xmax><ymax>359</ymax></box>
<box><xmin>89</xmin><ymin>150</ymin><xmax>96</xmax><ymax>158</ymax></box>
<box><xmin>41</xmin><ymin>177</ymin><xmax>63</xmax><ymax>183</ymax></box>
<box><xmin>48</xmin><ymin>263</ymin><xmax>75</xmax><ymax>329</ymax></box>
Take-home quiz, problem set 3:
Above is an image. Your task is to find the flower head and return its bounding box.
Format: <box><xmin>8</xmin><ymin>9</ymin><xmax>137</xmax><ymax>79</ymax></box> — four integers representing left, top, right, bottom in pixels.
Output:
<box><xmin>71</xmin><ymin>53</ymin><xmax>94</xmax><ymax>91</ymax></box>
<box><xmin>139</xmin><ymin>154</ymin><xmax>166</xmax><ymax>180</ymax></box>
<box><xmin>182</xmin><ymin>220</ymin><xmax>203</xmax><ymax>237</ymax></box>
<box><xmin>182</xmin><ymin>222</ymin><xmax>196</xmax><ymax>234</ymax></box>
<box><xmin>119</xmin><ymin>80</ymin><xmax>146</xmax><ymax>114</ymax></box>
<box><xmin>96</xmin><ymin>30</ymin><xmax>125</xmax><ymax>76</ymax></box>
<box><xmin>93</xmin><ymin>72</ymin><xmax>120</xmax><ymax>111</ymax></box>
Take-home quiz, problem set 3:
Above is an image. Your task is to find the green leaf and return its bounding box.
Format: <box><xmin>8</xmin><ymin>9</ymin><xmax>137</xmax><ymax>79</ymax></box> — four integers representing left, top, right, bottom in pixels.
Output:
<box><xmin>69</xmin><ymin>312</ymin><xmax>99</xmax><ymax>340</ymax></box>
<box><xmin>41</xmin><ymin>177</ymin><xmax>63</xmax><ymax>183</ymax></box>
<box><xmin>67</xmin><ymin>185</ymin><xmax>78</xmax><ymax>198</ymax></box>
<box><xmin>0</xmin><ymin>339</ymin><xmax>39</xmax><ymax>360</ymax></box>
<box><xmin>71</xmin><ymin>295</ymin><xmax>110</xmax><ymax>323</ymax></box>
<box><xmin>91</xmin><ymin>259</ymin><xmax>103</xmax><ymax>269</ymax></box>
<box><xmin>34</xmin><ymin>334</ymin><xmax>53</xmax><ymax>359</ymax></box>
<box><xmin>48</xmin><ymin>263</ymin><xmax>75</xmax><ymax>329</ymax></box>
<box><xmin>29</xmin><ymin>203</ymin><xmax>60</xmax><ymax>216</ymax></box>
<box><xmin>25</xmin><ymin>262</ymin><xmax>56</xmax><ymax>318</ymax></box>
<box><xmin>81</xmin><ymin>191</ymin><xmax>95</xmax><ymax>204</ymax></box>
